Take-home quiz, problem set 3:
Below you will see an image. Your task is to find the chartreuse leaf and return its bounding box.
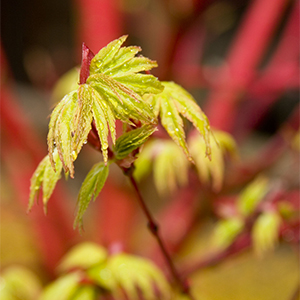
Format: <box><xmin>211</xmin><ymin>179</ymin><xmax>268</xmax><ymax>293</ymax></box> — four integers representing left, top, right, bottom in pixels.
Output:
<box><xmin>40</xmin><ymin>272</ymin><xmax>82</xmax><ymax>300</ymax></box>
<box><xmin>58</xmin><ymin>243</ymin><xmax>108</xmax><ymax>272</ymax></box>
<box><xmin>46</xmin><ymin>36</ymin><xmax>162</xmax><ymax>180</ymax></box>
<box><xmin>88</xmin><ymin>35</ymin><xmax>163</xmax><ymax>124</ymax></box>
<box><xmin>87</xmin><ymin>74</ymin><xmax>156</xmax><ymax>124</ymax></box>
<box><xmin>153</xmin><ymin>140</ymin><xmax>188</xmax><ymax>195</ymax></box>
<box><xmin>133</xmin><ymin>140</ymin><xmax>157</xmax><ymax>181</ymax></box>
<box><xmin>72</xmin><ymin>85</ymin><xmax>93</xmax><ymax>159</ymax></box>
<box><xmin>114</xmin><ymin>125</ymin><xmax>157</xmax><ymax>160</ymax></box>
<box><xmin>145</xmin><ymin>81</ymin><xmax>211</xmax><ymax>161</ymax></box>
<box><xmin>74</xmin><ymin>162</ymin><xmax>109</xmax><ymax>230</ymax></box>
<box><xmin>42</xmin><ymin>149</ymin><xmax>63</xmax><ymax>212</ymax></box>
<box><xmin>28</xmin><ymin>149</ymin><xmax>63</xmax><ymax>213</ymax></box>
<box><xmin>105</xmin><ymin>253</ymin><xmax>171</xmax><ymax>300</ymax></box>
<box><xmin>212</xmin><ymin>218</ymin><xmax>244</xmax><ymax>250</ymax></box>
<box><xmin>70</xmin><ymin>286</ymin><xmax>97</xmax><ymax>300</ymax></box>
<box><xmin>238</xmin><ymin>176</ymin><xmax>269</xmax><ymax>217</ymax></box>
<box><xmin>252</xmin><ymin>211</ymin><xmax>281</xmax><ymax>256</ymax></box>
<box><xmin>0</xmin><ymin>266</ymin><xmax>42</xmax><ymax>300</ymax></box>
<box><xmin>189</xmin><ymin>130</ymin><xmax>237</xmax><ymax>191</ymax></box>
<box><xmin>48</xmin><ymin>91</ymin><xmax>77</xmax><ymax>172</ymax></box>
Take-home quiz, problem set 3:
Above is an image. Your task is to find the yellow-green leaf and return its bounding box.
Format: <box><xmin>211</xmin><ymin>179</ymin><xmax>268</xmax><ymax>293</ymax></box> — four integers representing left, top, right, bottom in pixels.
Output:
<box><xmin>252</xmin><ymin>212</ymin><xmax>281</xmax><ymax>256</ymax></box>
<box><xmin>28</xmin><ymin>155</ymin><xmax>49</xmax><ymax>211</ymax></box>
<box><xmin>87</xmin><ymin>264</ymin><xmax>116</xmax><ymax>291</ymax></box>
<box><xmin>189</xmin><ymin>130</ymin><xmax>237</xmax><ymax>192</ymax></box>
<box><xmin>74</xmin><ymin>162</ymin><xmax>109</xmax><ymax>230</ymax></box>
<box><xmin>72</xmin><ymin>85</ymin><xmax>93</xmax><ymax>158</ymax></box>
<box><xmin>160</xmin><ymin>93</ymin><xmax>190</xmax><ymax>160</ymax></box>
<box><xmin>58</xmin><ymin>243</ymin><xmax>108</xmax><ymax>273</ymax></box>
<box><xmin>212</xmin><ymin>218</ymin><xmax>244</xmax><ymax>250</ymax></box>
<box><xmin>133</xmin><ymin>140</ymin><xmax>156</xmax><ymax>181</ymax></box>
<box><xmin>107</xmin><ymin>253</ymin><xmax>171</xmax><ymax>300</ymax></box>
<box><xmin>42</xmin><ymin>149</ymin><xmax>63</xmax><ymax>212</ymax></box>
<box><xmin>114</xmin><ymin>125</ymin><xmax>157</xmax><ymax>160</ymax></box>
<box><xmin>28</xmin><ymin>149</ymin><xmax>63</xmax><ymax>212</ymax></box>
<box><xmin>71</xmin><ymin>286</ymin><xmax>97</xmax><ymax>300</ymax></box>
<box><xmin>0</xmin><ymin>266</ymin><xmax>42</xmax><ymax>300</ymax></box>
<box><xmin>90</xmin><ymin>35</ymin><xmax>128</xmax><ymax>74</ymax></box>
<box><xmin>40</xmin><ymin>272</ymin><xmax>82</xmax><ymax>300</ymax></box>
<box><xmin>88</xmin><ymin>74</ymin><xmax>155</xmax><ymax>124</ymax></box>
<box><xmin>114</xmin><ymin>74</ymin><xmax>163</xmax><ymax>96</ymax></box>
<box><xmin>238</xmin><ymin>176</ymin><xmax>269</xmax><ymax>217</ymax></box>
<box><xmin>48</xmin><ymin>91</ymin><xmax>77</xmax><ymax>171</ymax></box>
<box><xmin>153</xmin><ymin>140</ymin><xmax>189</xmax><ymax>195</ymax></box>
<box><xmin>147</xmin><ymin>81</ymin><xmax>211</xmax><ymax>161</ymax></box>
<box><xmin>88</xmin><ymin>36</ymin><xmax>162</xmax><ymax>125</ymax></box>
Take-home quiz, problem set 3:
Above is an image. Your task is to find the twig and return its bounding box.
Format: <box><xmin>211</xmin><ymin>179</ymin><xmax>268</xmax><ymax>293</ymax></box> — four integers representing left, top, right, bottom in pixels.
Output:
<box><xmin>181</xmin><ymin>234</ymin><xmax>251</xmax><ymax>277</ymax></box>
<box><xmin>289</xmin><ymin>284</ymin><xmax>300</xmax><ymax>300</ymax></box>
<box><xmin>126</xmin><ymin>171</ymin><xmax>194</xmax><ymax>299</ymax></box>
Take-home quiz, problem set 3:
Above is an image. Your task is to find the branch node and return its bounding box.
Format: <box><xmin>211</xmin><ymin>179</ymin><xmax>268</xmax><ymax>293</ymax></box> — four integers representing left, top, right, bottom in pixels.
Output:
<box><xmin>147</xmin><ymin>221</ymin><xmax>159</xmax><ymax>234</ymax></box>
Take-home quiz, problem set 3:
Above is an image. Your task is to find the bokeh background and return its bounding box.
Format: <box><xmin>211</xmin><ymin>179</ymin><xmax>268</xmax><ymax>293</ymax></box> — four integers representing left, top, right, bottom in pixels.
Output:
<box><xmin>1</xmin><ymin>0</ymin><xmax>299</xmax><ymax>299</ymax></box>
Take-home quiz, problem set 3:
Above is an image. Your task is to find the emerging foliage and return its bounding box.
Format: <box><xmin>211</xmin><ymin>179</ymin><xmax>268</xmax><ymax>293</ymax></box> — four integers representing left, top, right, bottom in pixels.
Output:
<box><xmin>114</xmin><ymin>125</ymin><xmax>157</xmax><ymax>160</ymax></box>
<box><xmin>40</xmin><ymin>272</ymin><xmax>83</xmax><ymax>300</ymax></box>
<box><xmin>134</xmin><ymin>140</ymin><xmax>189</xmax><ymax>195</ymax></box>
<box><xmin>238</xmin><ymin>176</ymin><xmax>269</xmax><ymax>217</ymax></box>
<box><xmin>252</xmin><ymin>211</ymin><xmax>281</xmax><ymax>256</ymax></box>
<box><xmin>28</xmin><ymin>148</ymin><xmax>63</xmax><ymax>213</ymax></box>
<box><xmin>74</xmin><ymin>162</ymin><xmax>109</xmax><ymax>230</ymax></box>
<box><xmin>58</xmin><ymin>243</ymin><xmax>108</xmax><ymax>272</ymax></box>
<box><xmin>212</xmin><ymin>218</ymin><xmax>244</xmax><ymax>250</ymax></box>
<box><xmin>0</xmin><ymin>266</ymin><xmax>42</xmax><ymax>300</ymax></box>
<box><xmin>145</xmin><ymin>81</ymin><xmax>211</xmax><ymax>161</ymax></box>
<box><xmin>47</xmin><ymin>36</ymin><xmax>163</xmax><ymax>177</ymax></box>
<box><xmin>98</xmin><ymin>253</ymin><xmax>171</xmax><ymax>300</ymax></box>
<box><xmin>189</xmin><ymin>130</ymin><xmax>237</xmax><ymax>191</ymax></box>
<box><xmin>56</xmin><ymin>243</ymin><xmax>171</xmax><ymax>300</ymax></box>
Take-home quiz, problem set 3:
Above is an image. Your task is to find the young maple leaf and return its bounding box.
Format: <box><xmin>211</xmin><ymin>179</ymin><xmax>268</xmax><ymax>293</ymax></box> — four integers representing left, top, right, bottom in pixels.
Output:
<box><xmin>145</xmin><ymin>81</ymin><xmax>211</xmax><ymax>162</ymax></box>
<box><xmin>48</xmin><ymin>36</ymin><xmax>163</xmax><ymax>177</ymax></box>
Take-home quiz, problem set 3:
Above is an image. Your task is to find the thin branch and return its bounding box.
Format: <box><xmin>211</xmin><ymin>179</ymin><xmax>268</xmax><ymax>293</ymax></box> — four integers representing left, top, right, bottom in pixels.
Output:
<box><xmin>126</xmin><ymin>171</ymin><xmax>194</xmax><ymax>299</ymax></box>
<box><xmin>181</xmin><ymin>234</ymin><xmax>251</xmax><ymax>277</ymax></box>
<box><xmin>289</xmin><ymin>284</ymin><xmax>300</xmax><ymax>300</ymax></box>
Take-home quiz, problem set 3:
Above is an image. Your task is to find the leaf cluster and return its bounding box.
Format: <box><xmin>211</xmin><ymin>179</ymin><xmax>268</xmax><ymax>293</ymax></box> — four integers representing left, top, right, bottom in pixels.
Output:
<box><xmin>40</xmin><ymin>243</ymin><xmax>171</xmax><ymax>300</ymax></box>
<box><xmin>29</xmin><ymin>36</ymin><xmax>214</xmax><ymax>228</ymax></box>
<box><xmin>212</xmin><ymin>176</ymin><xmax>284</xmax><ymax>254</ymax></box>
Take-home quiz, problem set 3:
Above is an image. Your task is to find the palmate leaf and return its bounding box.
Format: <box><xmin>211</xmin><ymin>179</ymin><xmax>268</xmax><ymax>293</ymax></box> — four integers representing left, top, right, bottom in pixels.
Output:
<box><xmin>40</xmin><ymin>272</ymin><xmax>82</xmax><ymax>300</ymax></box>
<box><xmin>28</xmin><ymin>148</ymin><xmax>63</xmax><ymax>213</ymax></box>
<box><xmin>105</xmin><ymin>253</ymin><xmax>171</xmax><ymax>300</ymax></box>
<box><xmin>114</xmin><ymin>125</ymin><xmax>157</xmax><ymax>160</ymax></box>
<box><xmin>0</xmin><ymin>266</ymin><xmax>42</xmax><ymax>300</ymax></box>
<box><xmin>133</xmin><ymin>140</ymin><xmax>189</xmax><ymax>195</ymax></box>
<box><xmin>189</xmin><ymin>130</ymin><xmax>237</xmax><ymax>192</ymax></box>
<box><xmin>58</xmin><ymin>243</ymin><xmax>108</xmax><ymax>272</ymax></box>
<box><xmin>146</xmin><ymin>81</ymin><xmax>211</xmax><ymax>161</ymax></box>
<box><xmin>153</xmin><ymin>141</ymin><xmax>189</xmax><ymax>195</ymax></box>
<box><xmin>74</xmin><ymin>162</ymin><xmax>109</xmax><ymax>230</ymax></box>
<box><xmin>47</xmin><ymin>36</ymin><xmax>162</xmax><ymax>177</ymax></box>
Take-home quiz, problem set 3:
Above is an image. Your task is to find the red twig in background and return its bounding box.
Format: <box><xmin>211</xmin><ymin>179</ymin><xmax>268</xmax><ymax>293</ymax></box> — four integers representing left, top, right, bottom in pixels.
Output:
<box><xmin>0</xmin><ymin>81</ymin><xmax>76</xmax><ymax>276</ymax></box>
<box><xmin>73</xmin><ymin>0</ymin><xmax>122</xmax><ymax>59</ymax></box>
<box><xmin>235</xmin><ymin>1</ymin><xmax>300</xmax><ymax>137</ymax></box>
<box><xmin>205</xmin><ymin>0</ymin><xmax>289</xmax><ymax>132</ymax></box>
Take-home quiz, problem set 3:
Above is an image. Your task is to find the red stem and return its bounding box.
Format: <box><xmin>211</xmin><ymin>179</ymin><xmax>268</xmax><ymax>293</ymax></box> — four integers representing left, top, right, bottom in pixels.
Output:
<box><xmin>127</xmin><ymin>173</ymin><xmax>194</xmax><ymax>298</ymax></box>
